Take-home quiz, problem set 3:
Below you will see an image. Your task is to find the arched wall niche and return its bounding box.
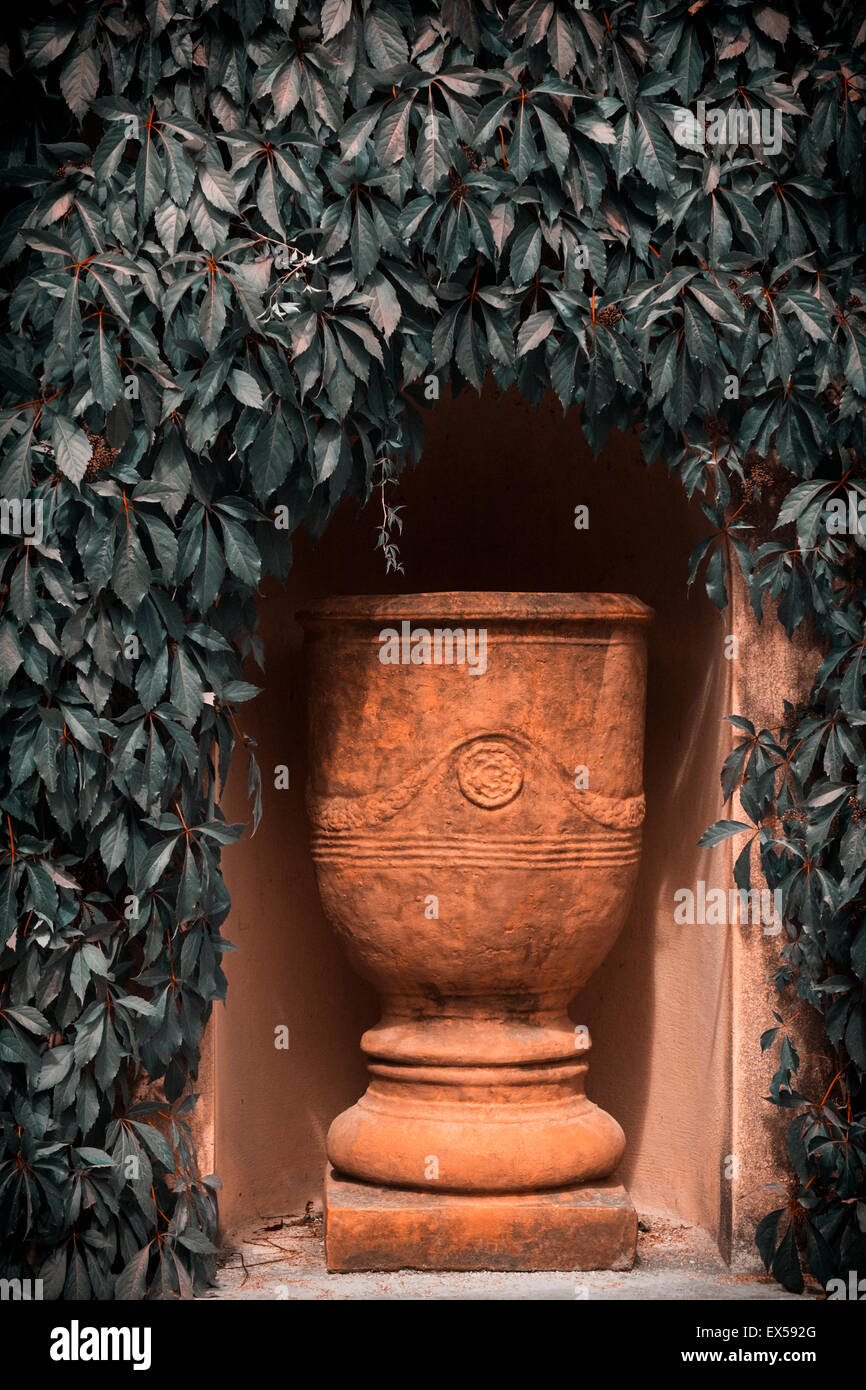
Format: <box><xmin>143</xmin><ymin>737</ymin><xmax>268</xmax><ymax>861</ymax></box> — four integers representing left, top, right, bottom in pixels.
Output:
<box><xmin>203</xmin><ymin>379</ymin><xmax>812</xmax><ymax>1266</ymax></box>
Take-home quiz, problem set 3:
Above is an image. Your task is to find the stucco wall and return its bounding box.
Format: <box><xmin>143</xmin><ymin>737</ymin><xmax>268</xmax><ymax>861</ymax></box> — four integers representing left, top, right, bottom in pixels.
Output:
<box><xmin>211</xmin><ymin>381</ymin><xmax>808</xmax><ymax>1253</ymax></box>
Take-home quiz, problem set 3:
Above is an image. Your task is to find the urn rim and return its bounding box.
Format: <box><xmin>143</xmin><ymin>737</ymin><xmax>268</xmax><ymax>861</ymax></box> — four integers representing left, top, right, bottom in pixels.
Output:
<box><xmin>297</xmin><ymin>591</ymin><xmax>654</xmax><ymax>625</ymax></box>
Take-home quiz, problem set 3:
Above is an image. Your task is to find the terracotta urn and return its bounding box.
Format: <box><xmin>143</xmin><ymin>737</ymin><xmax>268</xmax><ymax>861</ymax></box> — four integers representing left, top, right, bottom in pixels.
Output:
<box><xmin>300</xmin><ymin>592</ymin><xmax>652</xmax><ymax>1266</ymax></box>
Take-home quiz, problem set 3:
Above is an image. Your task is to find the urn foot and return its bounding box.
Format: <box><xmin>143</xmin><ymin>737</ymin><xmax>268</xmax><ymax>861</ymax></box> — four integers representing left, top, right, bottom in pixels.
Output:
<box><xmin>327</xmin><ymin>1008</ymin><xmax>626</xmax><ymax>1193</ymax></box>
<box><xmin>326</xmin><ymin>1061</ymin><xmax>626</xmax><ymax>1193</ymax></box>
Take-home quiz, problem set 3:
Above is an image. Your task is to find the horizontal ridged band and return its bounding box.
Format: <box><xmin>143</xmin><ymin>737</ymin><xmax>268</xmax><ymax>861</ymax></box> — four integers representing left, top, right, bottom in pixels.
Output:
<box><xmin>311</xmin><ymin>830</ymin><xmax>641</xmax><ymax>868</ymax></box>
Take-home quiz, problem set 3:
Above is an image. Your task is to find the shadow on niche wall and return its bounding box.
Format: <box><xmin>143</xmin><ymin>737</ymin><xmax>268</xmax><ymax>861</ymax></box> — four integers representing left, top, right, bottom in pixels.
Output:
<box><xmin>218</xmin><ymin>380</ymin><xmax>731</xmax><ymax>1238</ymax></box>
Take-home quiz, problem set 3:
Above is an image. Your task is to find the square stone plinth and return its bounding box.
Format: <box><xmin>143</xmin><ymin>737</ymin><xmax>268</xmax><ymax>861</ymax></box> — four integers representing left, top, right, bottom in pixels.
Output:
<box><xmin>324</xmin><ymin>1168</ymin><xmax>637</xmax><ymax>1272</ymax></box>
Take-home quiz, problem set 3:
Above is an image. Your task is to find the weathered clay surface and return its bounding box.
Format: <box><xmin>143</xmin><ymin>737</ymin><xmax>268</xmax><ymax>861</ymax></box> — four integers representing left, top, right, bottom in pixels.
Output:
<box><xmin>300</xmin><ymin>593</ymin><xmax>651</xmax><ymax>1206</ymax></box>
<box><xmin>323</xmin><ymin>1168</ymin><xmax>638</xmax><ymax>1273</ymax></box>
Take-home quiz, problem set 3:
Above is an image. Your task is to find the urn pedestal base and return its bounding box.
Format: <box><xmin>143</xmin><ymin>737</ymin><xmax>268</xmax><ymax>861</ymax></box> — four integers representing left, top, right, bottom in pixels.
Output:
<box><xmin>323</xmin><ymin>1167</ymin><xmax>637</xmax><ymax>1273</ymax></box>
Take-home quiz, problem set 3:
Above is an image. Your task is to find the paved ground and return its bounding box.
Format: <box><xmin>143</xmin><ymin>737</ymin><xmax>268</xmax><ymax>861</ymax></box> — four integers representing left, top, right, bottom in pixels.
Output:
<box><xmin>205</xmin><ymin>1208</ymin><xmax>818</xmax><ymax>1301</ymax></box>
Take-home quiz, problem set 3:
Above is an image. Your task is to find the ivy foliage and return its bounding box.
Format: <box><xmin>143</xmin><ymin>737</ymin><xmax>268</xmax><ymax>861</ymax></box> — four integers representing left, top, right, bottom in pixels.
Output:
<box><xmin>0</xmin><ymin>0</ymin><xmax>864</xmax><ymax>1296</ymax></box>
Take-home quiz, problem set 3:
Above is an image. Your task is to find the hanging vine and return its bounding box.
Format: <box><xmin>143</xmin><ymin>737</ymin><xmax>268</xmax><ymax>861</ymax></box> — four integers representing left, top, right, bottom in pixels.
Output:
<box><xmin>0</xmin><ymin>0</ymin><xmax>863</xmax><ymax>1297</ymax></box>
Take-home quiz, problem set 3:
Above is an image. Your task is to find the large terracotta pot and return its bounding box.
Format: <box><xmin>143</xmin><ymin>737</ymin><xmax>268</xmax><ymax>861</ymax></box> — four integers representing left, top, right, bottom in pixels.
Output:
<box><xmin>300</xmin><ymin>592</ymin><xmax>651</xmax><ymax>1196</ymax></box>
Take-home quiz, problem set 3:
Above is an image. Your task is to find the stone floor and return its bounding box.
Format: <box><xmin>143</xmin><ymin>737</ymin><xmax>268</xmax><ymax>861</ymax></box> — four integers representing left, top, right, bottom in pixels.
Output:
<box><xmin>205</xmin><ymin>1207</ymin><xmax>819</xmax><ymax>1301</ymax></box>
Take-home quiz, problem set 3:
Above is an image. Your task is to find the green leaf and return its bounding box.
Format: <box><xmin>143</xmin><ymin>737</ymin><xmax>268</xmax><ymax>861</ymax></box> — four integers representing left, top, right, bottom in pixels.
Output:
<box><xmin>170</xmin><ymin>648</ymin><xmax>204</xmax><ymax>724</ymax></box>
<box><xmin>322</xmin><ymin>0</ymin><xmax>352</xmax><ymax>39</ymax></box>
<box><xmin>0</xmin><ymin>620</ymin><xmax>24</xmax><ymax>693</ymax></box>
<box><xmin>416</xmin><ymin>106</ymin><xmax>449</xmax><ymax>193</ymax></box>
<box><xmin>847</xmin><ymin>921</ymin><xmax>866</xmax><ymax>985</ymax></box>
<box><xmin>100</xmin><ymin>815</ymin><xmax>129</xmax><ymax>876</ymax></box>
<box><xmin>698</xmin><ymin>819</ymin><xmax>753</xmax><ymax>848</ymax></box>
<box><xmin>198</xmin><ymin>163</ymin><xmax>239</xmax><ymax>214</ymax></box>
<box><xmin>365</xmin><ymin>271</ymin><xmax>401</xmax><ymax>341</ymax></box>
<box><xmin>112</xmin><ymin>524</ymin><xmax>151</xmax><ymax>611</ymax></box>
<box><xmin>130</xmin><ymin>1120</ymin><xmax>175</xmax><ymax>1169</ymax></box>
<box><xmin>535</xmin><ymin>107</ymin><xmax>569</xmax><ymax>175</ymax></box>
<box><xmin>350</xmin><ymin>199</ymin><xmax>378</xmax><ymax>283</ymax></box>
<box><xmin>547</xmin><ymin>13</ymin><xmax>576</xmax><ymax>77</ymax></box>
<box><xmin>52</xmin><ymin>415</ymin><xmax>91</xmax><ymax>485</ymax></box>
<box><xmin>509</xmin><ymin>221</ymin><xmax>541</xmax><ymax>284</ymax></box>
<box><xmin>845</xmin><ymin>1008</ymin><xmax>866</xmax><ymax>1072</ymax></box>
<box><xmin>633</xmin><ymin>109</ymin><xmax>674</xmax><ymax>189</ymax></box>
<box><xmin>136</xmin><ymin>128</ymin><xmax>165</xmax><ymax>225</ymax></box>
<box><xmin>247</xmin><ymin>406</ymin><xmax>294</xmax><ymax>501</ymax></box>
<box><xmin>59</xmin><ymin>48</ymin><xmax>99</xmax><ymax>119</ymax></box>
<box><xmin>338</xmin><ymin>103</ymin><xmax>384</xmax><ymax>160</ymax></box>
<box><xmin>217</xmin><ymin>514</ymin><xmax>261</xmax><ymax>587</ymax></box>
<box><xmin>115</xmin><ymin>1245</ymin><xmax>151</xmax><ymax>1301</ymax></box>
<box><xmin>26</xmin><ymin>21</ymin><xmax>76</xmax><ymax>66</ymax></box>
<box><xmin>313</xmin><ymin>421</ymin><xmax>342</xmax><ymax>483</ymax></box>
<box><xmin>771</xmin><ymin>1222</ymin><xmax>804</xmax><ymax>1295</ymax></box>
<box><xmin>754</xmin><ymin>7</ymin><xmax>790</xmax><ymax>43</ymax></box>
<box><xmin>517</xmin><ymin>310</ymin><xmax>554</xmax><ymax>356</ymax></box>
<box><xmin>199</xmin><ymin>275</ymin><xmax>226</xmax><ymax>353</ymax></box>
<box><xmin>256</xmin><ymin>161</ymin><xmax>283</xmax><ymax>236</ymax></box>
<box><xmin>159</xmin><ymin>133</ymin><xmax>196</xmax><ymax>207</ymax></box>
<box><xmin>57</xmin><ymin>276</ymin><xmax>83</xmax><ymax>369</ymax></box>
<box><xmin>90</xmin><ymin>317</ymin><xmax>123</xmax><ymax>410</ymax></box>
<box><xmin>455</xmin><ymin>310</ymin><xmax>485</xmax><ymax>391</ymax></box>
<box><xmin>671</xmin><ymin>25</ymin><xmax>705</xmax><ymax>102</ymax></box>
<box><xmin>375</xmin><ymin>96</ymin><xmax>413</xmax><ymax>166</ymax></box>
<box><xmin>228</xmin><ymin>368</ymin><xmax>264</xmax><ymax>408</ymax></box>
<box><xmin>783</xmin><ymin>292</ymin><xmax>831</xmax><ymax>344</ymax></box>
<box><xmin>364</xmin><ymin>8</ymin><xmax>408</xmax><ymax>67</ymax></box>
<box><xmin>843</xmin><ymin>326</ymin><xmax>866</xmax><ymax>396</ymax></box>
<box><xmin>195</xmin><ymin>516</ymin><xmax>225</xmax><ymax>612</ymax></box>
<box><xmin>4</xmin><ymin>1003</ymin><xmax>50</xmax><ymax>1034</ymax></box>
<box><xmin>510</xmin><ymin>99</ymin><xmax>536</xmax><ymax>184</ymax></box>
